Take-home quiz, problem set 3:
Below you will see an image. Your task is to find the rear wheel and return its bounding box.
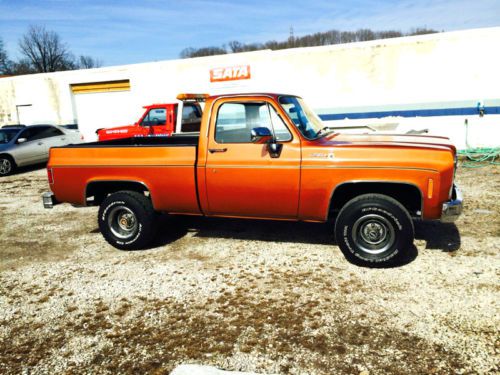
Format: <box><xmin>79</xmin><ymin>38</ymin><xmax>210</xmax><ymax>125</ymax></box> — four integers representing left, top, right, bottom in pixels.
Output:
<box><xmin>334</xmin><ymin>194</ymin><xmax>414</xmax><ymax>266</ymax></box>
<box><xmin>0</xmin><ymin>156</ymin><xmax>15</xmax><ymax>176</ymax></box>
<box><xmin>98</xmin><ymin>191</ymin><xmax>158</xmax><ymax>250</ymax></box>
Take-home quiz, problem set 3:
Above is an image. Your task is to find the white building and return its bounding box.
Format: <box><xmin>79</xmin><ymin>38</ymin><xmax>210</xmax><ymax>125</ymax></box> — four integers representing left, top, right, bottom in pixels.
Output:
<box><xmin>0</xmin><ymin>27</ymin><xmax>499</xmax><ymax>149</ymax></box>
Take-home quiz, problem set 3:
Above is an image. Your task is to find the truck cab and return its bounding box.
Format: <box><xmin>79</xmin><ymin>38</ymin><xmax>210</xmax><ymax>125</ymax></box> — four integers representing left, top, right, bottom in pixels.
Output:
<box><xmin>96</xmin><ymin>101</ymin><xmax>203</xmax><ymax>141</ymax></box>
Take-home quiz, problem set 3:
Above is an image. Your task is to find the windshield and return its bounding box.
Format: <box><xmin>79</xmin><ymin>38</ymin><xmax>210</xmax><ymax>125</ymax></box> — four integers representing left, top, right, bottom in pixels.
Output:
<box><xmin>278</xmin><ymin>96</ymin><xmax>325</xmax><ymax>139</ymax></box>
<box><xmin>0</xmin><ymin>129</ymin><xmax>20</xmax><ymax>144</ymax></box>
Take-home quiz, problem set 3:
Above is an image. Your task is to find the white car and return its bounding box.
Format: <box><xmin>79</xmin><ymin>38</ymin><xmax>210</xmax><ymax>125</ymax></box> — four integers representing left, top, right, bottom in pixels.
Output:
<box><xmin>0</xmin><ymin>124</ymin><xmax>84</xmax><ymax>176</ymax></box>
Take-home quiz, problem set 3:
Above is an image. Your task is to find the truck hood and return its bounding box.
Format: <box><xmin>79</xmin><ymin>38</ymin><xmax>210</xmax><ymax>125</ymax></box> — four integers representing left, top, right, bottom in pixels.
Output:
<box><xmin>319</xmin><ymin>133</ymin><xmax>456</xmax><ymax>154</ymax></box>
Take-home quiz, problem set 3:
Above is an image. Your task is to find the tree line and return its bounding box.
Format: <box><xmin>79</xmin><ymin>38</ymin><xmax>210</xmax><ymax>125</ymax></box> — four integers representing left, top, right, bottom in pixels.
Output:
<box><xmin>0</xmin><ymin>25</ymin><xmax>102</xmax><ymax>75</ymax></box>
<box><xmin>180</xmin><ymin>27</ymin><xmax>439</xmax><ymax>58</ymax></box>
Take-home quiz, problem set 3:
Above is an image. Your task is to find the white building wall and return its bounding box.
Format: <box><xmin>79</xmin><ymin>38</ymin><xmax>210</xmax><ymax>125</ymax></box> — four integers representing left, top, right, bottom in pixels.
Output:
<box><xmin>0</xmin><ymin>27</ymin><xmax>499</xmax><ymax>148</ymax></box>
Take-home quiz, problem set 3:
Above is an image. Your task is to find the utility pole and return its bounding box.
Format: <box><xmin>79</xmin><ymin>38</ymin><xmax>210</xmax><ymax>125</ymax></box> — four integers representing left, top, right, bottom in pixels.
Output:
<box><xmin>289</xmin><ymin>26</ymin><xmax>295</xmax><ymax>47</ymax></box>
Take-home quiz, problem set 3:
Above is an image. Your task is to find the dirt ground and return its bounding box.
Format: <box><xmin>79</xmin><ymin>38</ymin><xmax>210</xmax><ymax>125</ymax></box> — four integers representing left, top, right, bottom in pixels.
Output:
<box><xmin>0</xmin><ymin>163</ymin><xmax>498</xmax><ymax>374</ymax></box>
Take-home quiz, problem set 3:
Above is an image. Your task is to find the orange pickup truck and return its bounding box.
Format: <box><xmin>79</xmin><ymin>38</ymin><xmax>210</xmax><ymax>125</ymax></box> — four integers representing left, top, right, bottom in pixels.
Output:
<box><xmin>42</xmin><ymin>93</ymin><xmax>462</xmax><ymax>266</ymax></box>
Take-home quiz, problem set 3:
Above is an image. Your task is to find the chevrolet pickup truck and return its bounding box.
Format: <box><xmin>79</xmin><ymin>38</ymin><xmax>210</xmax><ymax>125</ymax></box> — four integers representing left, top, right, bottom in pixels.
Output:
<box><xmin>42</xmin><ymin>93</ymin><xmax>462</xmax><ymax>266</ymax></box>
<box><xmin>96</xmin><ymin>101</ymin><xmax>203</xmax><ymax>141</ymax></box>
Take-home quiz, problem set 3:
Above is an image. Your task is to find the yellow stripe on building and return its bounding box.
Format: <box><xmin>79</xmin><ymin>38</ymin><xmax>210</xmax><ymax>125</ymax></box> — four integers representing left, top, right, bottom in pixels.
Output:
<box><xmin>71</xmin><ymin>80</ymin><xmax>130</xmax><ymax>94</ymax></box>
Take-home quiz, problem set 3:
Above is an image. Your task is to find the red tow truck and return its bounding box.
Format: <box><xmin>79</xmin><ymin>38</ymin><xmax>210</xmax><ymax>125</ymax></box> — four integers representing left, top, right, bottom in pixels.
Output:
<box><xmin>96</xmin><ymin>100</ymin><xmax>203</xmax><ymax>141</ymax></box>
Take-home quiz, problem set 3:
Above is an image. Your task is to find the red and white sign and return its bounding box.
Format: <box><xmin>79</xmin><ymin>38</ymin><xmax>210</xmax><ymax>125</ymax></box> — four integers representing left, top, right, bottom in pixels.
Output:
<box><xmin>210</xmin><ymin>65</ymin><xmax>251</xmax><ymax>82</ymax></box>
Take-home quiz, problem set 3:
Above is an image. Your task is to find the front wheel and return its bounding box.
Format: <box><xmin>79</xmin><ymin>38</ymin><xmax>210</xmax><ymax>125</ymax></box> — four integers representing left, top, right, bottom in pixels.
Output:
<box><xmin>334</xmin><ymin>194</ymin><xmax>414</xmax><ymax>266</ymax></box>
<box><xmin>98</xmin><ymin>191</ymin><xmax>158</xmax><ymax>250</ymax></box>
<box><xmin>0</xmin><ymin>156</ymin><xmax>15</xmax><ymax>176</ymax></box>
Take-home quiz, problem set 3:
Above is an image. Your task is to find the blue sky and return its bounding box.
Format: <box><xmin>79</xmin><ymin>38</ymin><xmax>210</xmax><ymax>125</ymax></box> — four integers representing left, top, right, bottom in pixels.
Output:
<box><xmin>1</xmin><ymin>0</ymin><xmax>499</xmax><ymax>67</ymax></box>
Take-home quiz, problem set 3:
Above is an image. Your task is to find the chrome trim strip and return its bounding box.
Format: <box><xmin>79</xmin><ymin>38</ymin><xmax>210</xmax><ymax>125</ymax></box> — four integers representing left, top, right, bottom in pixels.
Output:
<box><xmin>206</xmin><ymin>165</ymin><xmax>299</xmax><ymax>169</ymax></box>
<box><xmin>303</xmin><ymin>165</ymin><xmax>437</xmax><ymax>173</ymax></box>
<box><xmin>51</xmin><ymin>164</ymin><xmax>193</xmax><ymax>168</ymax></box>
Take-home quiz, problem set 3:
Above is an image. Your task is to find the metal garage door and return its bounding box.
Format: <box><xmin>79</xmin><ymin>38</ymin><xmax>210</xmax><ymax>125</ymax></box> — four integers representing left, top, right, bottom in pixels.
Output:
<box><xmin>71</xmin><ymin>80</ymin><xmax>136</xmax><ymax>141</ymax></box>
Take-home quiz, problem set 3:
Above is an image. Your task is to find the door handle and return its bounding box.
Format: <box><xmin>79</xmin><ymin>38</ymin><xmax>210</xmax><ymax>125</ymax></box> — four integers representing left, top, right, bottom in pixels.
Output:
<box><xmin>209</xmin><ymin>148</ymin><xmax>227</xmax><ymax>153</ymax></box>
<box><xmin>37</xmin><ymin>142</ymin><xmax>43</xmax><ymax>145</ymax></box>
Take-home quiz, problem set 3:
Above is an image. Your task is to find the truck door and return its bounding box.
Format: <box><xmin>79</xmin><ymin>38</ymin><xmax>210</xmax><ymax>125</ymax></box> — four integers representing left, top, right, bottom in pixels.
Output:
<box><xmin>205</xmin><ymin>98</ymin><xmax>300</xmax><ymax>219</ymax></box>
<box><xmin>141</xmin><ymin>108</ymin><xmax>168</xmax><ymax>136</ymax></box>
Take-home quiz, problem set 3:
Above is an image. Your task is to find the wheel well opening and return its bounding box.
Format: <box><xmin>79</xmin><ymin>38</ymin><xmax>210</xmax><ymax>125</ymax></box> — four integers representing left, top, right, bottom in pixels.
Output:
<box><xmin>86</xmin><ymin>181</ymin><xmax>150</xmax><ymax>206</ymax></box>
<box><xmin>329</xmin><ymin>182</ymin><xmax>422</xmax><ymax>219</ymax></box>
<box><xmin>0</xmin><ymin>153</ymin><xmax>15</xmax><ymax>164</ymax></box>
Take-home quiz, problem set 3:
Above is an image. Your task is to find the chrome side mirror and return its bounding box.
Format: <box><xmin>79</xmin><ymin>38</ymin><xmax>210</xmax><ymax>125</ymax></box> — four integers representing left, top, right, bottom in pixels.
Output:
<box><xmin>250</xmin><ymin>127</ymin><xmax>273</xmax><ymax>144</ymax></box>
<box><xmin>17</xmin><ymin>138</ymin><xmax>27</xmax><ymax>144</ymax></box>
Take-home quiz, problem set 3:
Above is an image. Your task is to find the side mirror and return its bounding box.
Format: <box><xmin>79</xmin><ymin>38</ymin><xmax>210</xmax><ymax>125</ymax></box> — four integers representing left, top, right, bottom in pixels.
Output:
<box><xmin>17</xmin><ymin>138</ymin><xmax>27</xmax><ymax>144</ymax></box>
<box><xmin>250</xmin><ymin>127</ymin><xmax>273</xmax><ymax>144</ymax></box>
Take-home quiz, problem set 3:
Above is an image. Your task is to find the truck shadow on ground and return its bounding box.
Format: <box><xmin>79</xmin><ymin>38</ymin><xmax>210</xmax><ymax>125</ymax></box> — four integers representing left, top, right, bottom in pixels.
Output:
<box><xmin>414</xmin><ymin>221</ymin><xmax>461</xmax><ymax>252</ymax></box>
<box><xmin>10</xmin><ymin>162</ymin><xmax>46</xmax><ymax>176</ymax></box>
<box><xmin>150</xmin><ymin>215</ymin><xmax>461</xmax><ymax>267</ymax></box>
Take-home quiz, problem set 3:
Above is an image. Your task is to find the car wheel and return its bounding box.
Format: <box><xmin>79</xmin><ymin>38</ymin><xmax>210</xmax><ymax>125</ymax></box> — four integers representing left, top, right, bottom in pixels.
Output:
<box><xmin>98</xmin><ymin>191</ymin><xmax>158</xmax><ymax>250</ymax></box>
<box><xmin>334</xmin><ymin>194</ymin><xmax>414</xmax><ymax>266</ymax></box>
<box><xmin>0</xmin><ymin>156</ymin><xmax>15</xmax><ymax>176</ymax></box>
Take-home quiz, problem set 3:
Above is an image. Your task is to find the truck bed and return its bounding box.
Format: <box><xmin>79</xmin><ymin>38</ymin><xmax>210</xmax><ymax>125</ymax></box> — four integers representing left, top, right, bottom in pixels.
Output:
<box><xmin>48</xmin><ymin>135</ymin><xmax>201</xmax><ymax>214</ymax></box>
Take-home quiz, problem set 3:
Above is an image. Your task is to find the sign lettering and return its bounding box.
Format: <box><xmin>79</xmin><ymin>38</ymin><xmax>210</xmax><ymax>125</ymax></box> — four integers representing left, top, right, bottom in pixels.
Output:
<box><xmin>210</xmin><ymin>65</ymin><xmax>251</xmax><ymax>82</ymax></box>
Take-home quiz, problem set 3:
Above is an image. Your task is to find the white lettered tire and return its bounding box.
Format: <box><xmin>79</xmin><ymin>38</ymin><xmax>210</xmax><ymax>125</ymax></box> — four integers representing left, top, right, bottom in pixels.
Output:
<box><xmin>334</xmin><ymin>194</ymin><xmax>414</xmax><ymax>266</ymax></box>
<box><xmin>98</xmin><ymin>191</ymin><xmax>157</xmax><ymax>250</ymax></box>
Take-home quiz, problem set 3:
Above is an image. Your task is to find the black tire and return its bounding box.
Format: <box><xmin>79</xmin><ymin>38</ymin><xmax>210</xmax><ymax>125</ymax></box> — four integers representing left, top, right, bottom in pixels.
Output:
<box><xmin>0</xmin><ymin>155</ymin><xmax>16</xmax><ymax>176</ymax></box>
<box><xmin>98</xmin><ymin>191</ymin><xmax>158</xmax><ymax>250</ymax></box>
<box><xmin>334</xmin><ymin>194</ymin><xmax>414</xmax><ymax>266</ymax></box>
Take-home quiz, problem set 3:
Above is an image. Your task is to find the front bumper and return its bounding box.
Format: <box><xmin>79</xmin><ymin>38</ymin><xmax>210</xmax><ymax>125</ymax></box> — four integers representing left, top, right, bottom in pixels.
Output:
<box><xmin>441</xmin><ymin>185</ymin><xmax>463</xmax><ymax>222</ymax></box>
<box><xmin>42</xmin><ymin>192</ymin><xmax>59</xmax><ymax>209</ymax></box>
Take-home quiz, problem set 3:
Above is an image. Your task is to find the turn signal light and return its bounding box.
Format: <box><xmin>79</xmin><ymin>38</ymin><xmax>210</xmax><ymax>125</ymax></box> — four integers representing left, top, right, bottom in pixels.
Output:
<box><xmin>427</xmin><ymin>178</ymin><xmax>434</xmax><ymax>199</ymax></box>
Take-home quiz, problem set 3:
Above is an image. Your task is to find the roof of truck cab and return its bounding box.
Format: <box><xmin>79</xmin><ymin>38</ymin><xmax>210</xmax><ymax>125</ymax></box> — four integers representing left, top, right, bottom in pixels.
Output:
<box><xmin>208</xmin><ymin>93</ymin><xmax>297</xmax><ymax>100</ymax></box>
<box><xmin>142</xmin><ymin>103</ymin><xmax>178</xmax><ymax>109</ymax></box>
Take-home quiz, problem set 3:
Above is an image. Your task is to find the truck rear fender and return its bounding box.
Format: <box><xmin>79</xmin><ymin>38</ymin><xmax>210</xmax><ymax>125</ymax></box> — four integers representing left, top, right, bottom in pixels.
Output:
<box><xmin>328</xmin><ymin>181</ymin><xmax>423</xmax><ymax>220</ymax></box>
<box><xmin>85</xmin><ymin>180</ymin><xmax>151</xmax><ymax>206</ymax></box>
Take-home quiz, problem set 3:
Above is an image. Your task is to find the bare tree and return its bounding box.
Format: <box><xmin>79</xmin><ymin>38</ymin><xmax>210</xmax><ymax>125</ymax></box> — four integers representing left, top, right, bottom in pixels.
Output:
<box><xmin>179</xmin><ymin>27</ymin><xmax>440</xmax><ymax>58</ymax></box>
<box><xmin>377</xmin><ymin>30</ymin><xmax>403</xmax><ymax>39</ymax></box>
<box><xmin>0</xmin><ymin>38</ymin><xmax>13</xmax><ymax>75</ymax></box>
<box><xmin>18</xmin><ymin>25</ymin><xmax>74</xmax><ymax>72</ymax></box>
<box><xmin>77</xmin><ymin>55</ymin><xmax>102</xmax><ymax>69</ymax></box>
<box><xmin>356</xmin><ymin>29</ymin><xmax>376</xmax><ymax>41</ymax></box>
<box><xmin>408</xmin><ymin>28</ymin><xmax>439</xmax><ymax>36</ymax></box>
<box><xmin>180</xmin><ymin>46</ymin><xmax>227</xmax><ymax>58</ymax></box>
<box><xmin>228</xmin><ymin>41</ymin><xmax>244</xmax><ymax>53</ymax></box>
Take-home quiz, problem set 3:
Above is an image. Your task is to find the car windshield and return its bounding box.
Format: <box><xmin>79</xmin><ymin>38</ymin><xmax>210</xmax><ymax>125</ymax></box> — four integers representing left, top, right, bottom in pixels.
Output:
<box><xmin>0</xmin><ymin>129</ymin><xmax>20</xmax><ymax>144</ymax></box>
<box><xmin>278</xmin><ymin>96</ymin><xmax>325</xmax><ymax>139</ymax></box>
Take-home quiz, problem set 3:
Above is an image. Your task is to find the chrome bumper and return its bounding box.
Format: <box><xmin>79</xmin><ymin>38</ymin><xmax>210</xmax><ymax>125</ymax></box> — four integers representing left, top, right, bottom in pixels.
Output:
<box><xmin>441</xmin><ymin>185</ymin><xmax>463</xmax><ymax>222</ymax></box>
<box><xmin>42</xmin><ymin>192</ymin><xmax>59</xmax><ymax>209</ymax></box>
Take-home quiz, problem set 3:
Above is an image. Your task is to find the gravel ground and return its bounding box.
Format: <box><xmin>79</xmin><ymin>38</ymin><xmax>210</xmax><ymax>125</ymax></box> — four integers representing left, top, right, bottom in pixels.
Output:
<box><xmin>0</xmin><ymin>163</ymin><xmax>498</xmax><ymax>374</ymax></box>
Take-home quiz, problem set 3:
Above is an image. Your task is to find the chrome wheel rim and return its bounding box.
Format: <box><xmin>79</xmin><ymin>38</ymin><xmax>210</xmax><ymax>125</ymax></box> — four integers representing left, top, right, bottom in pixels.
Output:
<box><xmin>352</xmin><ymin>214</ymin><xmax>395</xmax><ymax>255</ymax></box>
<box><xmin>107</xmin><ymin>206</ymin><xmax>138</xmax><ymax>240</ymax></box>
<box><xmin>0</xmin><ymin>159</ymin><xmax>12</xmax><ymax>175</ymax></box>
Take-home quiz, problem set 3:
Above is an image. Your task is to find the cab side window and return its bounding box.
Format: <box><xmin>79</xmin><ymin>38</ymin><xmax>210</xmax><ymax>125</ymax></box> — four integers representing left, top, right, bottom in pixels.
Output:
<box><xmin>181</xmin><ymin>104</ymin><xmax>202</xmax><ymax>132</ymax></box>
<box><xmin>215</xmin><ymin>102</ymin><xmax>291</xmax><ymax>144</ymax></box>
<box><xmin>141</xmin><ymin>109</ymin><xmax>166</xmax><ymax>126</ymax></box>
